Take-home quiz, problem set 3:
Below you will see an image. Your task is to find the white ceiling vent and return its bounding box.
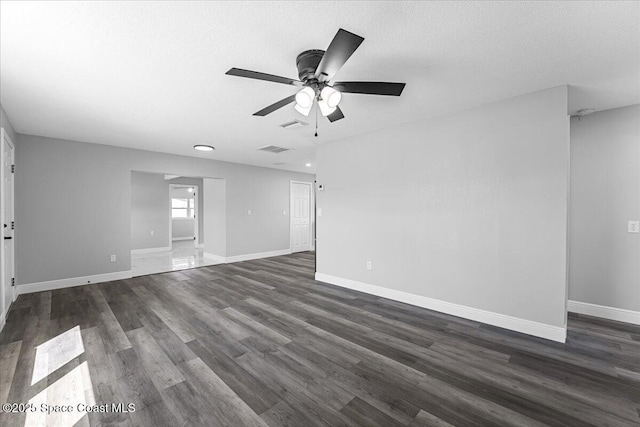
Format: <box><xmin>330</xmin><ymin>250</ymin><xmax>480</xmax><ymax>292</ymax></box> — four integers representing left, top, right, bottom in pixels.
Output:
<box><xmin>280</xmin><ymin>119</ymin><xmax>308</xmax><ymax>130</ymax></box>
<box><xmin>257</xmin><ymin>145</ymin><xmax>290</xmax><ymax>154</ymax></box>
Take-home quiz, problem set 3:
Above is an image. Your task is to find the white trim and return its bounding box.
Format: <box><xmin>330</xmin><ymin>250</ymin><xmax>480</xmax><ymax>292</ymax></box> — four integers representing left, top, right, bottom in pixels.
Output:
<box><xmin>17</xmin><ymin>270</ymin><xmax>133</xmax><ymax>295</ymax></box>
<box><xmin>203</xmin><ymin>252</ymin><xmax>226</xmax><ymax>263</ymax></box>
<box><xmin>227</xmin><ymin>248</ymin><xmax>292</xmax><ymax>263</ymax></box>
<box><xmin>131</xmin><ymin>246</ymin><xmax>171</xmax><ymax>255</ymax></box>
<box><xmin>568</xmin><ymin>300</ymin><xmax>640</xmax><ymax>325</ymax></box>
<box><xmin>196</xmin><ymin>243</ymin><xmax>204</xmax><ymax>249</ymax></box>
<box><xmin>315</xmin><ymin>273</ymin><xmax>567</xmax><ymax>343</ymax></box>
<box><xmin>203</xmin><ymin>248</ymin><xmax>292</xmax><ymax>264</ymax></box>
<box><xmin>0</xmin><ymin>310</ymin><xmax>6</xmax><ymax>333</ymax></box>
<box><xmin>0</xmin><ymin>128</ymin><xmax>15</xmax><ymax>333</ymax></box>
<box><xmin>171</xmin><ymin>236</ymin><xmax>195</xmax><ymax>241</ymax></box>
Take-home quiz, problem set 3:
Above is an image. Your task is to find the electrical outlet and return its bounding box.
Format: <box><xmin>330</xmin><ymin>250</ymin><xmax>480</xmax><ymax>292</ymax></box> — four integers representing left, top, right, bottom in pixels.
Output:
<box><xmin>366</xmin><ymin>261</ymin><xmax>372</xmax><ymax>270</ymax></box>
<box><xmin>150</xmin><ymin>230</ymin><xmax>155</xmax><ymax>236</ymax></box>
<box><xmin>629</xmin><ymin>221</ymin><xmax>640</xmax><ymax>233</ymax></box>
<box><xmin>248</xmin><ymin>209</ymin><xmax>252</xmax><ymax>215</ymax></box>
<box><xmin>110</xmin><ymin>254</ymin><xmax>116</xmax><ymax>262</ymax></box>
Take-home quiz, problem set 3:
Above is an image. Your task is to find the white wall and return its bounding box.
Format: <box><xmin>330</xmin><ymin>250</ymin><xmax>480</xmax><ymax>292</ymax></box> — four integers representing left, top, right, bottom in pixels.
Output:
<box><xmin>15</xmin><ymin>135</ymin><xmax>313</xmax><ymax>285</ymax></box>
<box><xmin>316</xmin><ymin>86</ymin><xmax>570</xmax><ymax>340</ymax></box>
<box><xmin>131</xmin><ymin>171</ymin><xmax>170</xmax><ymax>250</ymax></box>
<box><xmin>569</xmin><ymin>104</ymin><xmax>640</xmax><ymax>315</ymax></box>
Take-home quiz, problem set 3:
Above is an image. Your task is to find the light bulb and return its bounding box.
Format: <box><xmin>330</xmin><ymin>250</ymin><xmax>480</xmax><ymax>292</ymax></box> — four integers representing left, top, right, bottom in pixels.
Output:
<box><xmin>320</xmin><ymin>86</ymin><xmax>342</xmax><ymax>108</ymax></box>
<box><xmin>318</xmin><ymin>99</ymin><xmax>336</xmax><ymax>117</ymax></box>
<box><xmin>295</xmin><ymin>87</ymin><xmax>315</xmax><ymax>109</ymax></box>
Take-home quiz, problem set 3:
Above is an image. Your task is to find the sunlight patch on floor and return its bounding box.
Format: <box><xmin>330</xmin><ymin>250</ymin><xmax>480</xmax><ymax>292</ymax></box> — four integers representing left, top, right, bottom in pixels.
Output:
<box><xmin>31</xmin><ymin>326</ymin><xmax>85</xmax><ymax>386</ymax></box>
<box><xmin>25</xmin><ymin>361</ymin><xmax>95</xmax><ymax>427</ymax></box>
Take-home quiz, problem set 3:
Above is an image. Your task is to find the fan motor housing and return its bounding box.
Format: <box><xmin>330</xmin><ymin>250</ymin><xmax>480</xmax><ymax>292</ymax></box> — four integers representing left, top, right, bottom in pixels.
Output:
<box><xmin>296</xmin><ymin>49</ymin><xmax>325</xmax><ymax>82</ymax></box>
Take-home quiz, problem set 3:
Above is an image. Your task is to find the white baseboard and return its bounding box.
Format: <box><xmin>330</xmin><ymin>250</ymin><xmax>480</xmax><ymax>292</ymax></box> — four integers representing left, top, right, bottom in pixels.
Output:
<box><xmin>17</xmin><ymin>270</ymin><xmax>133</xmax><ymax>295</ymax></box>
<box><xmin>131</xmin><ymin>246</ymin><xmax>171</xmax><ymax>255</ymax></box>
<box><xmin>568</xmin><ymin>300</ymin><xmax>640</xmax><ymax>325</ymax></box>
<box><xmin>203</xmin><ymin>248</ymin><xmax>292</xmax><ymax>264</ymax></box>
<box><xmin>172</xmin><ymin>237</ymin><xmax>195</xmax><ymax>242</ymax></box>
<box><xmin>315</xmin><ymin>273</ymin><xmax>567</xmax><ymax>343</ymax></box>
<box><xmin>203</xmin><ymin>252</ymin><xmax>227</xmax><ymax>263</ymax></box>
<box><xmin>226</xmin><ymin>248</ymin><xmax>291</xmax><ymax>263</ymax></box>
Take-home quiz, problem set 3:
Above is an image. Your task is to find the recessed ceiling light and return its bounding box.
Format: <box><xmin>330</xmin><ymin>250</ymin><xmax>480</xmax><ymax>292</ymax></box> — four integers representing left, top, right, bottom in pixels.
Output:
<box><xmin>194</xmin><ymin>145</ymin><xmax>214</xmax><ymax>152</ymax></box>
<box><xmin>305</xmin><ymin>163</ymin><xmax>312</xmax><ymax>167</ymax></box>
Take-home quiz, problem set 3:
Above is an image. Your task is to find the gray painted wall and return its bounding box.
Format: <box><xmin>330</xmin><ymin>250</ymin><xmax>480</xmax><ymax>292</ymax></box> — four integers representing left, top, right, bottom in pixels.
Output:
<box><xmin>172</xmin><ymin>219</ymin><xmax>194</xmax><ymax>239</ymax></box>
<box><xmin>204</xmin><ymin>178</ymin><xmax>226</xmax><ymax>257</ymax></box>
<box><xmin>131</xmin><ymin>171</ymin><xmax>170</xmax><ymax>250</ymax></box>
<box><xmin>0</xmin><ymin>104</ymin><xmax>17</xmax><ymax>145</ymax></box>
<box><xmin>316</xmin><ymin>86</ymin><xmax>570</xmax><ymax>328</ymax></box>
<box><xmin>569</xmin><ymin>104</ymin><xmax>640</xmax><ymax>311</ymax></box>
<box><xmin>15</xmin><ymin>135</ymin><xmax>313</xmax><ymax>285</ymax></box>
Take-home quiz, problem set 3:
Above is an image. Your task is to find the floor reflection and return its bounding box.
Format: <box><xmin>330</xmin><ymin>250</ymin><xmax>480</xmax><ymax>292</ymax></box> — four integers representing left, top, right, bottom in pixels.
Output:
<box><xmin>131</xmin><ymin>240</ymin><xmax>220</xmax><ymax>277</ymax></box>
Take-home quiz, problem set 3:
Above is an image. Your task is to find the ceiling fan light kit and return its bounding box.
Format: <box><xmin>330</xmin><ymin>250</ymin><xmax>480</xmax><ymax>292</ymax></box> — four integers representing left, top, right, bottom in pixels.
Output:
<box><xmin>294</xmin><ymin>102</ymin><xmax>312</xmax><ymax>117</ymax></box>
<box><xmin>295</xmin><ymin>87</ymin><xmax>315</xmax><ymax>109</ymax></box>
<box><xmin>317</xmin><ymin>98</ymin><xmax>336</xmax><ymax>117</ymax></box>
<box><xmin>226</xmin><ymin>28</ymin><xmax>406</xmax><ymax>128</ymax></box>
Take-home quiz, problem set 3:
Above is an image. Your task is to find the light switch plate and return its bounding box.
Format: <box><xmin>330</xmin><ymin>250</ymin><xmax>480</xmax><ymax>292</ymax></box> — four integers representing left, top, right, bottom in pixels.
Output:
<box><xmin>317</xmin><ymin>208</ymin><xmax>322</xmax><ymax>217</ymax></box>
<box><xmin>628</xmin><ymin>221</ymin><xmax>640</xmax><ymax>233</ymax></box>
<box><xmin>248</xmin><ymin>209</ymin><xmax>252</xmax><ymax>215</ymax></box>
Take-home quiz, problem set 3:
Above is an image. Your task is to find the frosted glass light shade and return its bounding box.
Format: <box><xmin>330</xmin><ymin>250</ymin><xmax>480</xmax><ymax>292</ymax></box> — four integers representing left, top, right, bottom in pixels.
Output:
<box><xmin>318</xmin><ymin>99</ymin><xmax>336</xmax><ymax>117</ymax></box>
<box><xmin>320</xmin><ymin>86</ymin><xmax>342</xmax><ymax>108</ymax></box>
<box><xmin>294</xmin><ymin>103</ymin><xmax>312</xmax><ymax>116</ymax></box>
<box><xmin>295</xmin><ymin>87</ymin><xmax>315</xmax><ymax>109</ymax></box>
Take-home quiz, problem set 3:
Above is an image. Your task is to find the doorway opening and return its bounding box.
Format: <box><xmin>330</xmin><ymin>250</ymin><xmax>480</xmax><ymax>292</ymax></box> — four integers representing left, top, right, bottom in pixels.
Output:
<box><xmin>170</xmin><ymin>184</ymin><xmax>199</xmax><ymax>248</ymax></box>
<box><xmin>130</xmin><ymin>171</ymin><xmax>220</xmax><ymax>276</ymax></box>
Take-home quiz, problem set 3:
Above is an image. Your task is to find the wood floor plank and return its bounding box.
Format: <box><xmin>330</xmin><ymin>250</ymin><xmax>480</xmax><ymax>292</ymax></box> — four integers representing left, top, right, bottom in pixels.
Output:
<box><xmin>0</xmin><ymin>251</ymin><xmax>638</xmax><ymax>426</ymax></box>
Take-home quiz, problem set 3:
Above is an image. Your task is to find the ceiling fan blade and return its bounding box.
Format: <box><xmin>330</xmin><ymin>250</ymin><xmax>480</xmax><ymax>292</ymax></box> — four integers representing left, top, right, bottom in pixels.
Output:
<box><xmin>333</xmin><ymin>81</ymin><xmax>406</xmax><ymax>96</ymax></box>
<box><xmin>226</xmin><ymin>68</ymin><xmax>302</xmax><ymax>86</ymax></box>
<box><xmin>314</xmin><ymin>29</ymin><xmax>364</xmax><ymax>82</ymax></box>
<box><xmin>253</xmin><ymin>94</ymin><xmax>296</xmax><ymax>116</ymax></box>
<box><xmin>327</xmin><ymin>106</ymin><xmax>344</xmax><ymax>122</ymax></box>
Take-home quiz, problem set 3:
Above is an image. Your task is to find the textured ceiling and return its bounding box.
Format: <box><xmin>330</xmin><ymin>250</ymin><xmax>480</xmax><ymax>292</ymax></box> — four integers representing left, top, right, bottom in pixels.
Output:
<box><xmin>1</xmin><ymin>1</ymin><xmax>639</xmax><ymax>173</ymax></box>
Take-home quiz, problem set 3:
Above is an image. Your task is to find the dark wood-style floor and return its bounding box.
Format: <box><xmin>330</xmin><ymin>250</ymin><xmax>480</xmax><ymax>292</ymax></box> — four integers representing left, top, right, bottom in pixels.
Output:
<box><xmin>1</xmin><ymin>252</ymin><xmax>639</xmax><ymax>426</ymax></box>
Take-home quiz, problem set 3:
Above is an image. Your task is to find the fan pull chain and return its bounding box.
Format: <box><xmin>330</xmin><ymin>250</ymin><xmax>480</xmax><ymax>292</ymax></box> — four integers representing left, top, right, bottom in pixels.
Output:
<box><xmin>315</xmin><ymin>103</ymin><xmax>319</xmax><ymax>137</ymax></box>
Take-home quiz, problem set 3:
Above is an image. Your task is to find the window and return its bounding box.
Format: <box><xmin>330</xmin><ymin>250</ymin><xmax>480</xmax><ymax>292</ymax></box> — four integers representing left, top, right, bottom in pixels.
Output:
<box><xmin>172</xmin><ymin>198</ymin><xmax>195</xmax><ymax>218</ymax></box>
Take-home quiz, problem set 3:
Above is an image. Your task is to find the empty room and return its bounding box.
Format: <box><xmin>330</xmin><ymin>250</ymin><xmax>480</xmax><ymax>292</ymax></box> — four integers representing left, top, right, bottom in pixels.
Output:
<box><xmin>0</xmin><ymin>1</ymin><xmax>639</xmax><ymax>426</ymax></box>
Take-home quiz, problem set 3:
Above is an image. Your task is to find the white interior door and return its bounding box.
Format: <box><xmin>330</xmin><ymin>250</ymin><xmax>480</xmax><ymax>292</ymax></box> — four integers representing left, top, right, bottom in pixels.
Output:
<box><xmin>1</xmin><ymin>130</ymin><xmax>15</xmax><ymax>320</ymax></box>
<box><xmin>291</xmin><ymin>182</ymin><xmax>311</xmax><ymax>253</ymax></box>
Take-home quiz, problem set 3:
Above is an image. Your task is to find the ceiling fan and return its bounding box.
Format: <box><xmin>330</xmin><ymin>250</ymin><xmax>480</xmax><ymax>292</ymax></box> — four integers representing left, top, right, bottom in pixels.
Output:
<box><xmin>226</xmin><ymin>28</ymin><xmax>406</xmax><ymax>123</ymax></box>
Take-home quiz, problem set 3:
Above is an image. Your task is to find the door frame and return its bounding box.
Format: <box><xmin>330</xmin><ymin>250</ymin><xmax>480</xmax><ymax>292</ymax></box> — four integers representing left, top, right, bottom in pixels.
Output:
<box><xmin>1</xmin><ymin>128</ymin><xmax>16</xmax><ymax>327</ymax></box>
<box><xmin>290</xmin><ymin>180</ymin><xmax>314</xmax><ymax>253</ymax></box>
<box><xmin>169</xmin><ymin>184</ymin><xmax>199</xmax><ymax>247</ymax></box>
